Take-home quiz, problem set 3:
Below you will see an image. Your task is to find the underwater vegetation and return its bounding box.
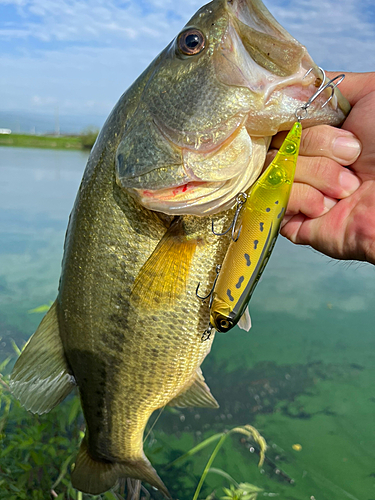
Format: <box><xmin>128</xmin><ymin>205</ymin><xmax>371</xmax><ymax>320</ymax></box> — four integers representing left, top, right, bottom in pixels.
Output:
<box><xmin>2</xmin><ymin>336</ymin><xmax>369</xmax><ymax>500</ymax></box>
<box><xmin>0</xmin><ymin>357</ymin><xmax>267</xmax><ymax>500</ymax></box>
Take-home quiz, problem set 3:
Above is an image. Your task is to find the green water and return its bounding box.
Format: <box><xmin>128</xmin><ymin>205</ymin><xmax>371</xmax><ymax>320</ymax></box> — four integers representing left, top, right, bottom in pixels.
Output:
<box><xmin>1</xmin><ymin>146</ymin><xmax>374</xmax><ymax>499</ymax></box>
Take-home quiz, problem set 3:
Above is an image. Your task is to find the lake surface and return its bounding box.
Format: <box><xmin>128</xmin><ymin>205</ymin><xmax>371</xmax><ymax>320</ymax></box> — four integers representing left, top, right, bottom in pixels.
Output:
<box><xmin>1</xmin><ymin>146</ymin><xmax>374</xmax><ymax>500</ymax></box>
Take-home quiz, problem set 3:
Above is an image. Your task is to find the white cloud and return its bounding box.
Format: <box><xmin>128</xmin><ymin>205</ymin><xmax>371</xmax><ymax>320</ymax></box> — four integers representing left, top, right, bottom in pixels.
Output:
<box><xmin>31</xmin><ymin>94</ymin><xmax>57</xmax><ymax>106</ymax></box>
<box><xmin>0</xmin><ymin>0</ymin><xmax>27</xmax><ymax>5</ymax></box>
<box><xmin>0</xmin><ymin>44</ymin><xmax>158</xmax><ymax>114</ymax></box>
<box><xmin>0</xmin><ymin>0</ymin><xmax>373</xmax><ymax>119</ymax></box>
<box><xmin>0</xmin><ymin>0</ymin><xmax>202</xmax><ymax>43</ymax></box>
<box><xmin>267</xmin><ymin>0</ymin><xmax>375</xmax><ymax>70</ymax></box>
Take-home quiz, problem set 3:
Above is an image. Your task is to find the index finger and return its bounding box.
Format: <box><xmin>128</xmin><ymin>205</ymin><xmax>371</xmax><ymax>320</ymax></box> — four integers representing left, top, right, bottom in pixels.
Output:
<box><xmin>270</xmin><ymin>124</ymin><xmax>361</xmax><ymax>166</ymax></box>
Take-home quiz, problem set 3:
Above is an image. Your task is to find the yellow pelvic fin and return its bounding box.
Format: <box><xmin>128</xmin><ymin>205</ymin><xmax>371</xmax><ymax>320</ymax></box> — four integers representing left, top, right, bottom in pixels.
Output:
<box><xmin>9</xmin><ymin>300</ymin><xmax>75</xmax><ymax>415</ymax></box>
<box><xmin>71</xmin><ymin>437</ymin><xmax>171</xmax><ymax>498</ymax></box>
<box><xmin>168</xmin><ymin>368</ymin><xmax>219</xmax><ymax>409</ymax></box>
<box><xmin>131</xmin><ymin>217</ymin><xmax>198</xmax><ymax>310</ymax></box>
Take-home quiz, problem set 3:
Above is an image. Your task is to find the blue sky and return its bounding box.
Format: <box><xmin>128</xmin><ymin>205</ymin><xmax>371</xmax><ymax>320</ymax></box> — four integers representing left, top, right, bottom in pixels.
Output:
<box><xmin>0</xmin><ymin>0</ymin><xmax>374</xmax><ymax>127</ymax></box>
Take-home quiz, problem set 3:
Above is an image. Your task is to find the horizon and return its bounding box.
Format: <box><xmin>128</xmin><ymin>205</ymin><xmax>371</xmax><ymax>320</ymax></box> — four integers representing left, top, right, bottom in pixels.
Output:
<box><xmin>0</xmin><ymin>108</ymin><xmax>106</xmax><ymax>135</ymax></box>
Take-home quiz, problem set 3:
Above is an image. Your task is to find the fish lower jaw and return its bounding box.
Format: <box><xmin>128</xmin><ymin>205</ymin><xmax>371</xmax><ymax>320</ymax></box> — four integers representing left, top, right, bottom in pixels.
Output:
<box><xmin>131</xmin><ymin>180</ymin><xmax>234</xmax><ymax>216</ymax></box>
<box><xmin>131</xmin><ymin>174</ymin><xmax>256</xmax><ymax>217</ymax></box>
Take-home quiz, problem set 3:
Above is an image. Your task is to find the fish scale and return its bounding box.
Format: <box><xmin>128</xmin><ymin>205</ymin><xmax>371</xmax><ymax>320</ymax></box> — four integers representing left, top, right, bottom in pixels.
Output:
<box><xmin>60</xmin><ymin>155</ymin><xmax>232</xmax><ymax>471</ymax></box>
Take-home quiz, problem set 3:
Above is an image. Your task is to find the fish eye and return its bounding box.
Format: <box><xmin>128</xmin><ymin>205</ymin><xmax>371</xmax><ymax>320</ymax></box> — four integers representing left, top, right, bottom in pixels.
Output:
<box><xmin>177</xmin><ymin>29</ymin><xmax>205</xmax><ymax>56</ymax></box>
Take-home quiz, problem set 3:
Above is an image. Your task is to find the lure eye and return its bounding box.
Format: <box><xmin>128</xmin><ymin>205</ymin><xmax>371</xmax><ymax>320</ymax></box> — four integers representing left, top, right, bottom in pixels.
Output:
<box><xmin>177</xmin><ymin>29</ymin><xmax>205</xmax><ymax>56</ymax></box>
<box><xmin>219</xmin><ymin>319</ymin><xmax>231</xmax><ymax>331</ymax></box>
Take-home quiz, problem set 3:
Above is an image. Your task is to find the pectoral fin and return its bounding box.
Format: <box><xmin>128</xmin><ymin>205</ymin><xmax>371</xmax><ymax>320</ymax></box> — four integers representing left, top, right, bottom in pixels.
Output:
<box><xmin>168</xmin><ymin>368</ymin><xmax>219</xmax><ymax>409</ymax></box>
<box><xmin>9</xmin><ymin>300</ymin><xmax>75</xmax><ymax>414</ymax></box>
<box><xmin>131</xmin><ymin>218</ymin><xmax>198</xmax><ymax>310</ymax></box>
<box><xmin>238</xmin><ymin>307</ymin><xmax>252</xmax><ymax>332</ymax></box>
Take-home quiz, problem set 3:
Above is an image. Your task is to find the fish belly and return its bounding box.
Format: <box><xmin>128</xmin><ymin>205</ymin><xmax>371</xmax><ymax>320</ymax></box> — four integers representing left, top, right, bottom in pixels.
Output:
<box><xmin>57</xmin><ymin>170</ymin><xmax>232</xmax><ymax>474</ymax></box>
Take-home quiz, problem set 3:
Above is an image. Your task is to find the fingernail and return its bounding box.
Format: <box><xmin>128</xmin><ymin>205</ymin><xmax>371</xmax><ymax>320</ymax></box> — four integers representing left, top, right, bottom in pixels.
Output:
<box><xmin>324</xmin><ymin>197</ymin><xmax>337</xmax><ymax>212</ymax></box>
<box><xmin>339</xmin><ymin>170</ymin><xmax>361</xmax><ymax>194</ymax></box>
<box><xmin>333</xmin><ymin>135</ymin><xmax>361</xmax><ymax>163</ymax></box>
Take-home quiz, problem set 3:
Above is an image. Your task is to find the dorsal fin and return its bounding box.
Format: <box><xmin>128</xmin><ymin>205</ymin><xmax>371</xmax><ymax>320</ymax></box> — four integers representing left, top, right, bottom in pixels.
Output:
<box><xmin>168</xmin><ymin>368</ymin><xmax>219</xmax><ymax>409</ymax></box>
<box><xmin>131</xmin><ymin>218</ymin><xmax>198</xmax><ymax>310</ymax></box>
<box><xmin>9</xmin><ymin>300</ymin><xmax>75</xmax><ymax>414</ymax></box>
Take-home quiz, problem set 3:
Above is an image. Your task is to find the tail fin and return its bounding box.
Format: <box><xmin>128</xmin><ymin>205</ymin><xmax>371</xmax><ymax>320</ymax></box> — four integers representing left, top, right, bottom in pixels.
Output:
<box><xmin>71</xmin><ymin>437</ymin><xmax>171</xmax><ymax>498</ymax></box>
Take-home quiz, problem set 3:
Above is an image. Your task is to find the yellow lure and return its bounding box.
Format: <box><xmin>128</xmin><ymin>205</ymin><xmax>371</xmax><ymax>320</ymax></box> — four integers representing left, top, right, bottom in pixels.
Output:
<box><xmin>209</xmin><ymin>121</ymin><xmax>302</xmax><ymax>333</ymax></box>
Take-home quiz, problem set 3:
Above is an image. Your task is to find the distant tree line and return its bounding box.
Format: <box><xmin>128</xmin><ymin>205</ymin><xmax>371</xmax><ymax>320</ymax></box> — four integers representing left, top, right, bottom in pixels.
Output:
<box><xmin>80</xmin><ymin>127</ymin><xmax>99</xmax><ymax>149</ymax></box>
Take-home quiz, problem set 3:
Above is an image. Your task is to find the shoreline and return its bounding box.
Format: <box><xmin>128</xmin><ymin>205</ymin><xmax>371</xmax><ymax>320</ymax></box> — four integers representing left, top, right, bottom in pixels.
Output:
<box><xmin>0</xmin><ymin>133</ymin><xmax>96</xmax><ymax>150</ymax></box>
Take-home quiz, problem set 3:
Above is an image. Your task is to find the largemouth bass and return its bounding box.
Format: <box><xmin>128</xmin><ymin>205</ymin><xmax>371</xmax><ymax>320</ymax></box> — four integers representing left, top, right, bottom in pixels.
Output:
<box><xmin>10</xmin><ymin>0</ymin><xmax>350</xmax><ymax>496</ymax></box>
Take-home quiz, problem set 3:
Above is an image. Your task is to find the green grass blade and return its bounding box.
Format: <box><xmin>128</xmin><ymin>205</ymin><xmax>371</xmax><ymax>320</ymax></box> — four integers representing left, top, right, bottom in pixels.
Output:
<box><xmin>192</xmin><ymin>433</ymin><xmax>228</xmax><ymax>500</ymax></box>
<box><xmin>0</xmin><ymin>373</ymin><xmax>10</xmax><ymax>392</ymax></box>
<box><xmin>28</xmin><ymin>302</ymin><xmax>53</xmax><ymax>314</ymax></box>
<box><xmin>0</xmin><ymin>357</ymin><xmax>11</xmax><ymax>373</ymax></box>
<box><xmin>51</xmin><ymin>454</ymin><xmax>75</xmax><ymax>489</ymax></box>
<box><xmin>166</xmin><ymin>432</ymin><xmax>225</xmax><ymax>468</ymax></box>
<box><xmin>238</xmin><ymin>483</ymin><xmax>263</xmax><ymax>493</ymax></box>
<box><xmin>207</xmin><ymin>468</ymin><xmax>240</xmax><ymax>488</ymax></box>
<box><xmin>230</xmin><ymin>425</ymin><xmax>267</xmax><ymax>467</ymax></box>
<box><xmin>10</xmin><ymin>340</ymin><xmax>22</xmax><ymax>356</ymax></box>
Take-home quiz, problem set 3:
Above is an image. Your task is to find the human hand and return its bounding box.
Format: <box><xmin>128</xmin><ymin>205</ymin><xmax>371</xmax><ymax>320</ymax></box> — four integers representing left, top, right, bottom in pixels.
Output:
<box><xmin>271</xmin><ymin>72</ymin><xmax>375</xmax><ymax>264</ymax></box>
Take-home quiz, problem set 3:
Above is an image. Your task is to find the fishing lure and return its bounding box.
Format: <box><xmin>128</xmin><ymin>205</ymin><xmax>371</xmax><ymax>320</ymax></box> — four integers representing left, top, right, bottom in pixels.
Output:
<box><xmin>199</xmin><ymin>71</ymin><xmax>345</xmax><ymax>339</ymax></box>
<box><xmin>209</xmin><ymin>121</ymin><xmax>302</xmax><ymax>334</ymax></box>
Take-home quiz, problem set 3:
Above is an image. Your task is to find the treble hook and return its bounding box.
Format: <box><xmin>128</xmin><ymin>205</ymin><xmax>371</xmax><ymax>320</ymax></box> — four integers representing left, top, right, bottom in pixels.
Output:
<box><xmin>196</xmin><ymin>264</ymin><xmax>221</xmax><ymax>307</ymax></box>
<box><xmin>201</xmin><ymin>323</ymin><xmax>213</xmax><ymax>342</ymax></box>
<box><xmin>302</xmin><ymin>66</ymin><xmax>325</xmax><ymax>90</ymax></box>
<box><xmin>296</xmin><ymin>69</ymin><xmax>345</xmax><ymax>121</ymax></box>
<box><xmin>212</xmin><ymin>192</ymin><xmax>247</xmax><ymax>242</ymax></box>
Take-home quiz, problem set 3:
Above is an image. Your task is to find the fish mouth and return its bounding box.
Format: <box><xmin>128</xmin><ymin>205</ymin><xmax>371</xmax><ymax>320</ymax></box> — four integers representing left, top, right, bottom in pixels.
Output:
<box><xmin>132</xmin><ymin>180</ymin><xmax>248</xmax><ymax>217</ymax></box>
<box><xmin>217</xmin><ymin>0</ymin><xmax>350</xmax><ymax>134</ymax></box>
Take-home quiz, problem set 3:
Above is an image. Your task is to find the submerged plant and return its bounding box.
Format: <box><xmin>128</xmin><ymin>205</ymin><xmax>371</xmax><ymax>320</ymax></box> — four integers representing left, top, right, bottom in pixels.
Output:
<box><xmin>169</xmin><ymin>424</ymin><xmax>267</xmax><ymax>500</ymax></box>
<box><xmin>221</xmin><ymin>483</ymin><xmax>263</xmax><ymax>500</ymax></box>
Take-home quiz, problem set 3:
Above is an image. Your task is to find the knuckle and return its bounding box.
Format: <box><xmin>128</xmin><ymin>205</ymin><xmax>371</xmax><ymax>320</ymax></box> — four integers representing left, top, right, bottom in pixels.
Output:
<box><xmin>296</xmin><ymin>183</ymin><xmax>325</xmax><ymax>218</ymax></box>
<box><xmin>308</xmin><ymin>156</ymin><xmax>335</xmax><ymax>178</ymax></box>
<box><xmin>301</xmin><ymin>125</ymin><xmax>333</xmax><ymax>154</ymax></box>
<box><xmin>300</xmin><ymin>155</ymin><xmax>344</xmax><ymax>199</ymax></box>
<box><xmin>300</xmin><ymin>127</ymin><xmax>317</xmax><ymax>152</ymax></box>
